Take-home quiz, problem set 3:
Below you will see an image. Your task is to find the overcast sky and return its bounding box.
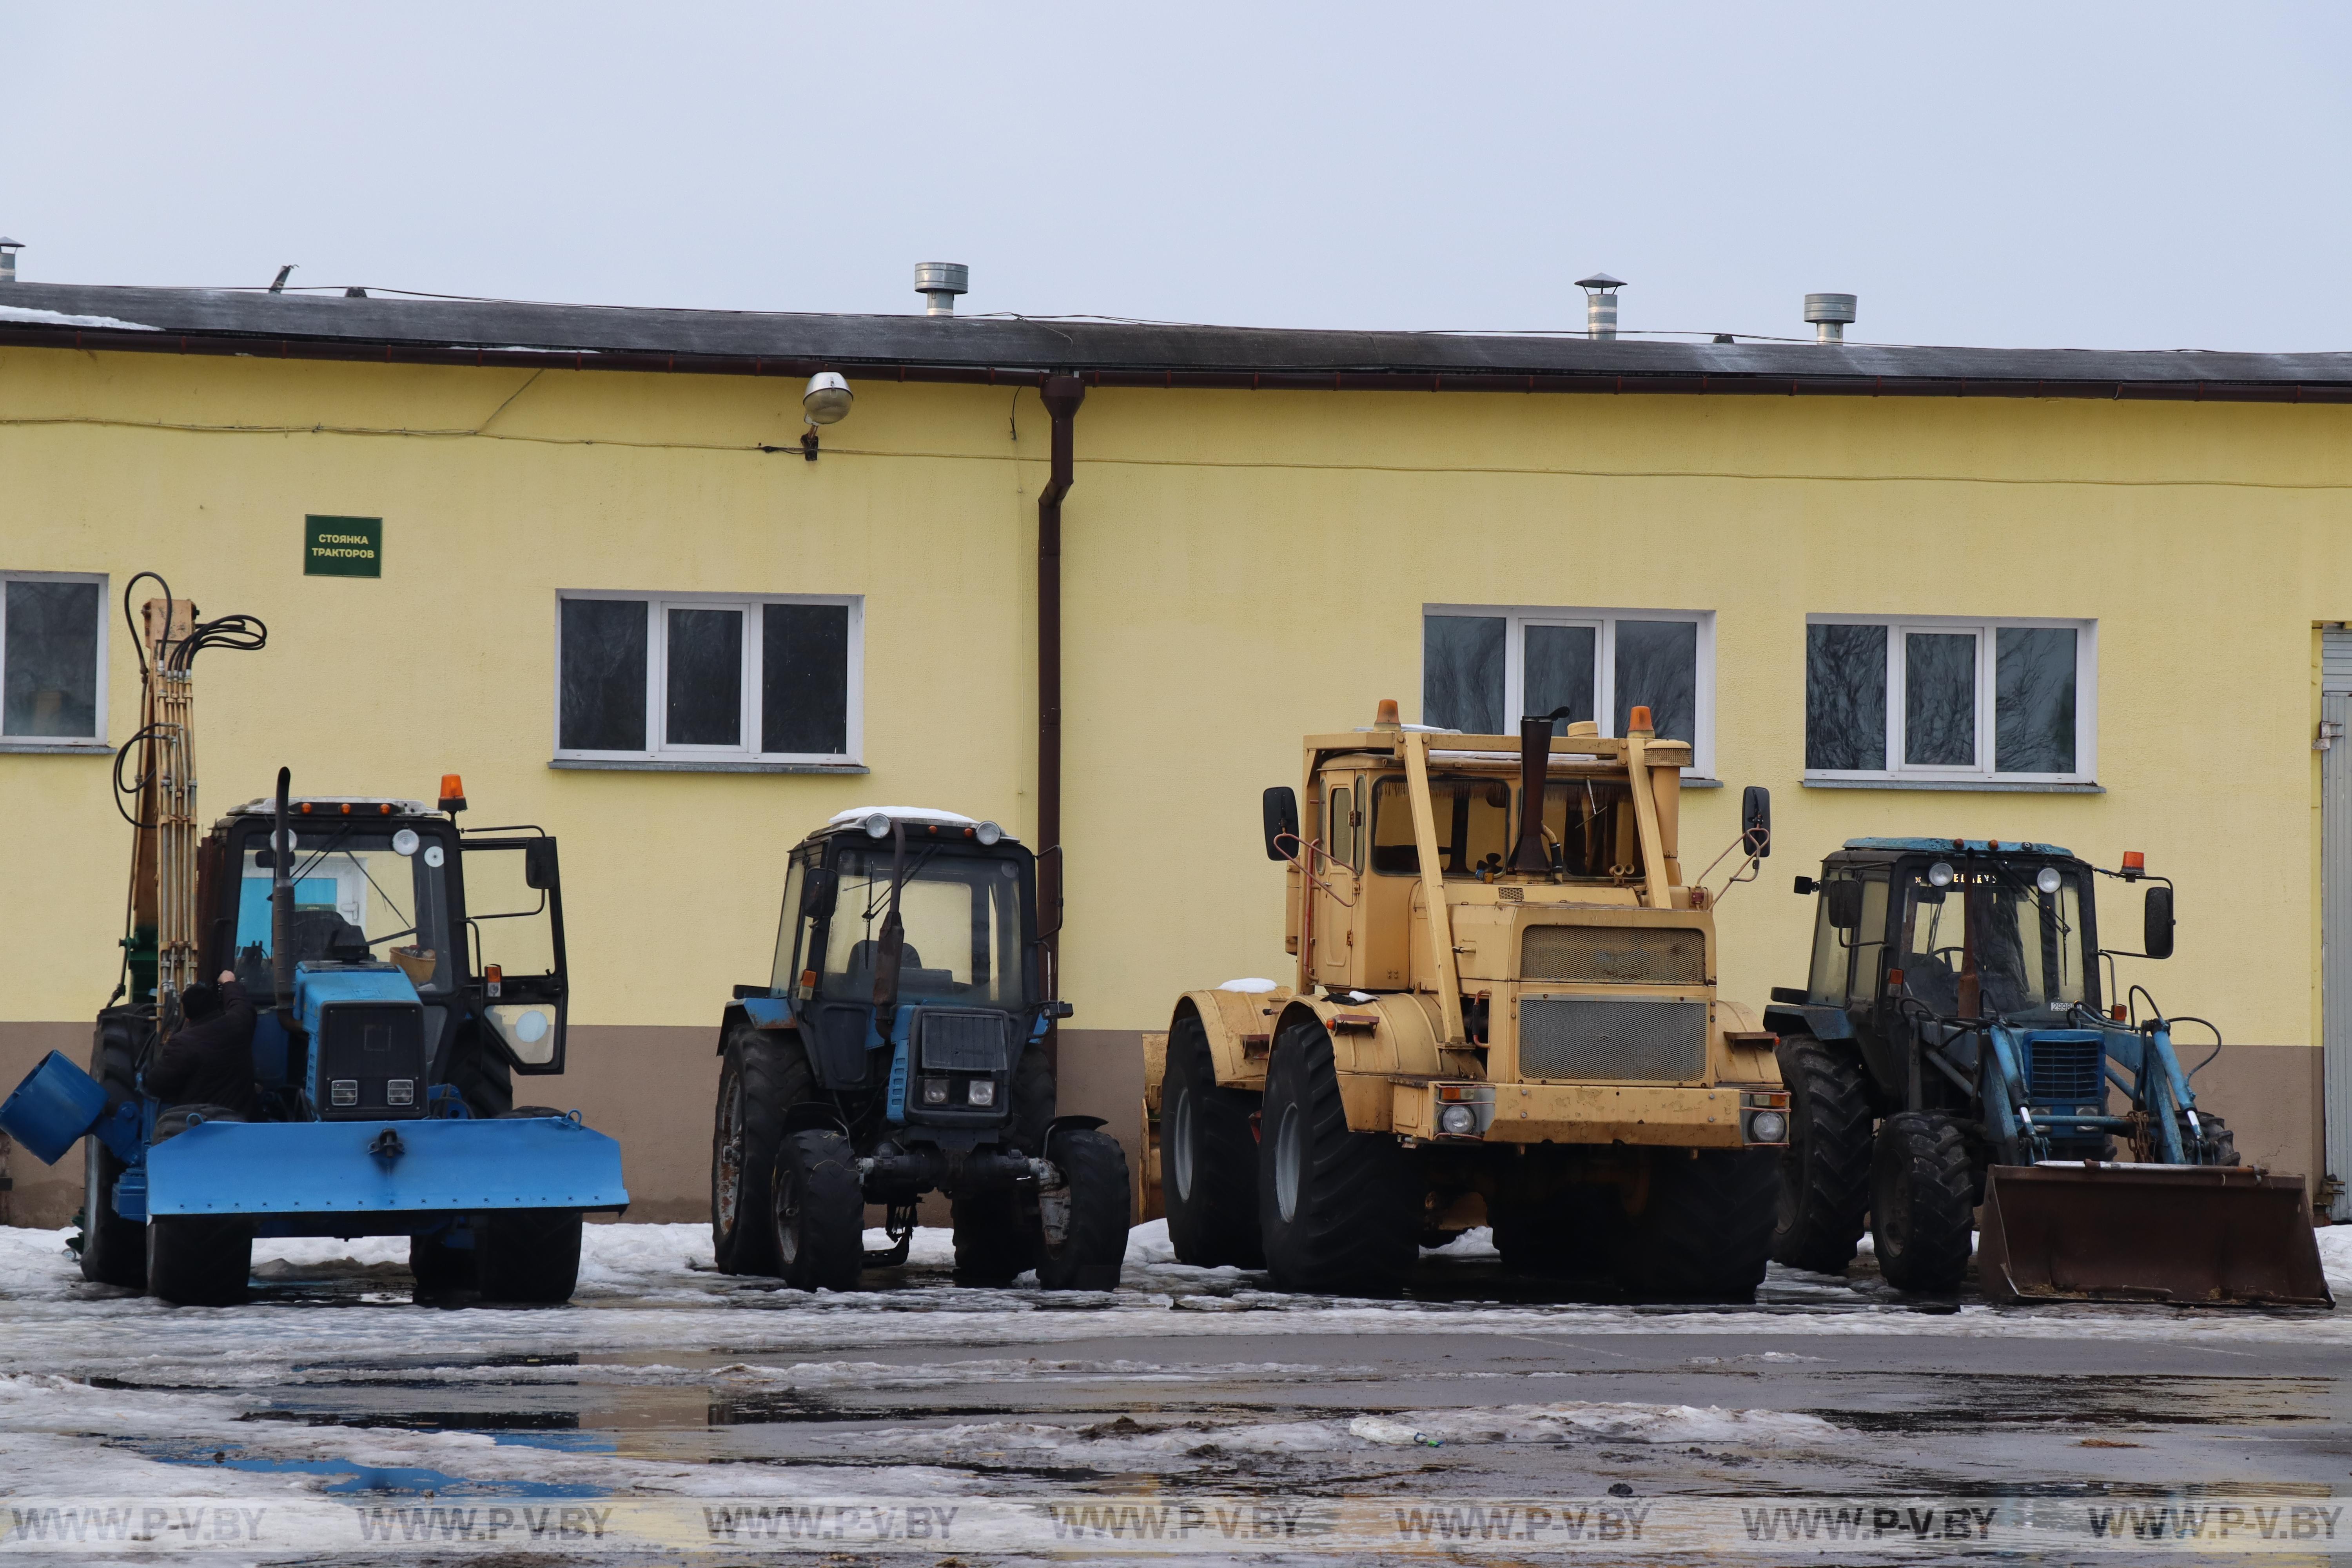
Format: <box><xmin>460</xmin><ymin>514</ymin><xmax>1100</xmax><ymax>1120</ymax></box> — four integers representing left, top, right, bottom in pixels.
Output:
<box><xmin>4</xmin><ymin>2</ymin><xmax>2347</xmax><ymax>351</ymax></box>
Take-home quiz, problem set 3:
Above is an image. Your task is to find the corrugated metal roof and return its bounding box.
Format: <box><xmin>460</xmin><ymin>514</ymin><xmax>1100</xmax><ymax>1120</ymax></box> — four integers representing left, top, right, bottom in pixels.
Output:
<box><xmin>5</xmin><ymin>282</ymin><xmax>2352</xmax><ymax>399</ymax></box>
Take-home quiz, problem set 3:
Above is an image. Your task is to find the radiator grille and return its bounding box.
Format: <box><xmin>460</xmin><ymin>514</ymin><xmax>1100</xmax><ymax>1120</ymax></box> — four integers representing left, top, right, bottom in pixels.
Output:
<box><xmin>1521</xmin><ymin>925</ymin><xmax>1707</xmax><ymax>985</ymax></box>
<box><xmin>915</xmin><ymin>1009</ymin><xmax>1014</xmax><ymax>1073</ymax></box>
<box><xmin>2027</xmin><ymin>1037</ymin><xmax>2105</xmax><ymax>1105</ymax></box>
<box><xmin>1518</xmin><ymin>996</ymin><xmax>1709</xmax><ymax>1082</ymax></box>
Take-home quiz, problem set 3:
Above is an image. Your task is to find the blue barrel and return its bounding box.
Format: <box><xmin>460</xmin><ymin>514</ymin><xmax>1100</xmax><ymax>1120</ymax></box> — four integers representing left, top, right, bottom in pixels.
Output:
<box><xmin>0</xmin><ymin>1051</ymin><xmax>110</xmax><ymax>1166</ymax></box>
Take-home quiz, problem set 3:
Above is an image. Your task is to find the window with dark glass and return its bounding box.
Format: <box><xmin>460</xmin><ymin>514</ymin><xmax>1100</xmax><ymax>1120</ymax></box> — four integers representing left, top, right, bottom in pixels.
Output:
<box><xmin>556</xmin><ymin>593</ymin><xmax>860</xmax><ymax>762</ymax></box>
<box><xmin>1422</xmin><ymin>608</ymin><xmax>1711</xmax><ymax>773</ymax></box>
<box><xmin>1804</xmin><ymin>617</ymin><xmax>2089</xmax><ymax>780</ymax></box>
<box><xmin>1</xmin><ymin>575</ymin><xmax>104</xmax><ymax>742</ymax></box>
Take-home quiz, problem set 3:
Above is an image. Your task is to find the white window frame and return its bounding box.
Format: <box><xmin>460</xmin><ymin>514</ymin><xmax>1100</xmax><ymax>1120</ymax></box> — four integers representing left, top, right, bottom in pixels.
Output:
<box><xmin>0</xmin><ymin>569</ymin><xmax>109</xmax><ymax>751</ymax></box>
<box><xmin>1422</xmin><ymin>604</ymin><xmax>1717</xmax><ymax>777</ymax></box>
<box><xmin>553</xmin><ymin>590</ymin><xmax>863</xmax><ymax>766</ymax></box>
<box><xmin>1804</xmin><ymin>613</ymin><xmax>2096</xmax><ymax>784</ymax></box>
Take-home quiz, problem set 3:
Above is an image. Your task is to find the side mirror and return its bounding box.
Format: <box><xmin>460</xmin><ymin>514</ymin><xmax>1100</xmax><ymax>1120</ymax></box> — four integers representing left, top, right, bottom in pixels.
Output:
<box><xmin>1262</xmin><ymin>787</ymin><xmax>1299</xmax><ymax>862</ymax></box>
<box><xmin>1035</xmin><ymin>846</ymin><xmax>1064</xmax><ymax>942</ymax></box>
<box><xmin>2144</xmin><ymin>885</ymin><xmax>2175</xmax><ymax>960</ymax></box>
<box><xmin>1740</xmin><ymin>786</ymin><xmax>1771</xmax><ymax>858</ymax></box>
<box><xmin>523</xmin><ymin>839</ymin><xmax>559</xmax><ymax>890</ymax></box>
<box><xmin>1825</xmin><ymin>879</ymin><xmax>1864</xmax><ymax>932</ymax></box>
<box><xmin>1793</xmin><ymin>875</ymin><xmax>1817</xmax><ymax>896</ymax></box>
<box><xmin>801</xmin><ymin>867</ymin><xmax>838</xmax><ymax>917</ymax></box>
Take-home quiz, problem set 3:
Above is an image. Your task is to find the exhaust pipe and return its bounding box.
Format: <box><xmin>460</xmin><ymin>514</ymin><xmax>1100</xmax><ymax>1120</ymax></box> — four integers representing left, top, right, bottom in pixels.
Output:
<box><xmin>272</xmin><ymin>767</ymin><xmax>296</xmax><ymax>1029</ymax></box>
<box><xmin>1509</xmin><ymin>712</ymin><xmax>1565</xmax><ymax>875</ymax></box>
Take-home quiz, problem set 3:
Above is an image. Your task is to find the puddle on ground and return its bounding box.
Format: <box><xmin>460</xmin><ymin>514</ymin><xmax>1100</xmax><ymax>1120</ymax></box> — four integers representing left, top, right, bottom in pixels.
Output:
<box><xmin>120</xmin><ymin>1439</ymin><xmax>605</xmax><ymax>1496</ymax></box>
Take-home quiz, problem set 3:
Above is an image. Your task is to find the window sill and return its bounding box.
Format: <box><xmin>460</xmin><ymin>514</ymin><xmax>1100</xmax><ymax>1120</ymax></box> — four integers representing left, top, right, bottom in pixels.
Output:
<box><xmin>550</xmin><ymin>757</ymin><xmax>868</xmax><ymax>775</ymax></box>
<box><xmin>1681</xmin><ymin>777</ymin><xmax>1724</xmax><ymax>789</ymax></box>
<box><xmin>1802</xmin><ymin>777</ymin><xmax>2103</xmax><ymax>794</ymax></box>
<box><xmin>0</xmin><ymin>738</ymin><xmax>111</xmax><ymax>755</ymax></box>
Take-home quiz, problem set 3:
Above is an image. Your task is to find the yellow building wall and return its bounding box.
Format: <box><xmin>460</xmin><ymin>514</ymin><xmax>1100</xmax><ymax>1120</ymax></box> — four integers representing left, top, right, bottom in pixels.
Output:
<box><xmin>4</xmin><ymin>343</ymin><xmax>2350</xmax><ymax>1214</ymax></box>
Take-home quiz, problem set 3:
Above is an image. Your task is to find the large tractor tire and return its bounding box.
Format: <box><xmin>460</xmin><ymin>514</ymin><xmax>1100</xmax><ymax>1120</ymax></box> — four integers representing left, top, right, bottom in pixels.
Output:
<box><xmin>79</xmin><ymin>1025</ymin><xmax>145</xmax><ymax>1289</ymax></box>
<box><xmin>2188</xmin><ymin>1112</ymin><xmax>2241</xmax><ymax>1166</ymax></box>
<box><xmin>1615</xmin><ymin>1148</ymin><xmax>1779</xmax><ymax>1302</ymax></box>
<box><xmin>1870</xmin><ymin>1112</ymin><xmax>1975</xmax><ymax>1294</ymax></box>
<box><xmin>1771</xmin><ymin>1035</ymin><xmax>1875</xmax><ymax>1274</ymax></box>
<box><xmin>1257</xmin><ymin>1021</ymin><xmax>1421</xmax><ymax>1296</ymax></box>
<box><xmin>1035</xmin><ymin>1127</ymin><xmax>1130</xmax><ymax>1290</ymax></box>
<box><xmin>711</xmin><ymin>1029</ymin><xmax>812</xmax><ymax>1276</ymax></box>
<box><xmin>477</xmin><ymin>1208</ymin><xmax>585</xmax><ymax>1303</ymax></box>
<box><xmin>1161</xmin><ymin>1013</ymin><xmax>1264</xmax><ymax>1267</ymax></box>
<box><xmin>146</xmin><ymin>1215</ymin><xmax>253</xmax><ymax>1307</ymax></box>
<box><xmin>1009</xmin><ymin>1043</ymin><xmax>1055</xmax><ymax>1155</ymax></box>
<box><xmin>445</xmin><ymin>1022</ymin><xmax>516</xmax><ymax>1117</ymax></box>
<box><xmin>408</xmin><ymin>1227</ymin><xmax>475</xmax><ymax>1297</ymax></box>
<box><xmin>768</xmin><ymin>1129</ymin><xmax>865</xmax><ymax>1292</ymax></box>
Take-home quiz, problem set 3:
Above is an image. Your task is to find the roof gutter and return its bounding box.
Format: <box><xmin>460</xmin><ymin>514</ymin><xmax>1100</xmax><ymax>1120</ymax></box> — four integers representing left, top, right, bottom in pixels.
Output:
<box><xmin>2</xmin><ymin>324</ymin><xmax>2348</xmax><ymax>405</ymax></box>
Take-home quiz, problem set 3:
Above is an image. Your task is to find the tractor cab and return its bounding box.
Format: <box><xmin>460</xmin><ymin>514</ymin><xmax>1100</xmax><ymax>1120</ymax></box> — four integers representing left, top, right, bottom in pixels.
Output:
<box><xmin>755</xmin><ymin>807</ymin><xmax>1060</xmax><ymax>1137</ymax></box>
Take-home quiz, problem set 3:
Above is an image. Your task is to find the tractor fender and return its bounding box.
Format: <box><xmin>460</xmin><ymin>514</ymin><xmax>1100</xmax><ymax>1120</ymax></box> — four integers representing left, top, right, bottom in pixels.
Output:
<box><xmin>1264</xmin><ymin>997</ymin><xmax>1412</xmax><ymax>1135</ymax></box>
<box><xmin>717</xmin><ymin>996</ymin><xmax>798</xmax><ymax>1054</ymax></box>
<box><xmin>1763</xmin><ymin>1002</ymin><xmax>1854</xmax><ymax>1042</ymax></box>
<box><xmin>1173</xmin><ymin>989</ymin><xmax>1284</xmax><ymax>1090</ymax></box>
<box><xmin>1044</xmin><ymin>1114</ymin><xmax>1107</xmax><ymax>1165</ymax></box>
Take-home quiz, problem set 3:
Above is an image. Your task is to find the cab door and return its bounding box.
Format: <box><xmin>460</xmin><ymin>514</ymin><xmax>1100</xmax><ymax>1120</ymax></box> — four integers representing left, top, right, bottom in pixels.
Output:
<box><xmin>1310</xmin><ymin>774</ymin><xmax>1361</xmax><ymax>989</ymax></box>
<box><xmin>459</xmin><ymin>834</ymin><xmax>569</xmax><ymax>1074</ymax></box>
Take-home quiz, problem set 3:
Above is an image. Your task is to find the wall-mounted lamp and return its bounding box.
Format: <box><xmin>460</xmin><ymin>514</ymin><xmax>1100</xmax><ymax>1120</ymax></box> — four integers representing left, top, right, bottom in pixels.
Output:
<box><xmin>799</xmin><ymin>371</ymin><xmax>853</xmax><ymax>460</ymax></box>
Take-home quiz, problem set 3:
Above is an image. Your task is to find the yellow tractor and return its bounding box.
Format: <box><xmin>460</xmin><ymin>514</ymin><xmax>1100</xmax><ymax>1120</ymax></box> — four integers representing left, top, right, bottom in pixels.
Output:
<box><xmin>1143</xmin><ymin>701</ymin><xmax>1789</xmax><ymax>1299</ymax></box>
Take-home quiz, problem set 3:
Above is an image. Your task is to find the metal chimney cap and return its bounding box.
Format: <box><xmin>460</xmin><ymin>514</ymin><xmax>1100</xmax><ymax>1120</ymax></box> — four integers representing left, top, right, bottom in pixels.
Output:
<box><xmin>1803</xmin><ymin>292</ymin><xmax>1858</xmax><ymax>325</ymax></box>
<box><xmin>1575</xmin><ymin>272</ymin><xmax>1624</xmax><ymax>291</ymax></box>
<box><xmin>914</xmin><ymin>262</ymin><xmax>969</xmax><ymax>294</ymax></box>
<box><xmin>0</xmin><ymin>238</ymin><xmax>22</xmax><ymax>250</ymax></box>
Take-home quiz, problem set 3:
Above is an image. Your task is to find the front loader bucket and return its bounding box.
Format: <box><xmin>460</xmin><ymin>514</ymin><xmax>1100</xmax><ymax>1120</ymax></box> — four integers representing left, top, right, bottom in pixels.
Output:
<box><xmin>1980</xmin><ymin>1163</ymin><xmax>2334</xmax><ymax>1307</ymax></box>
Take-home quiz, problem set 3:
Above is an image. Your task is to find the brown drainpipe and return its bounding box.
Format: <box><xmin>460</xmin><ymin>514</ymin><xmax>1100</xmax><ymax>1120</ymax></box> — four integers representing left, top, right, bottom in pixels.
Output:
<box><xmin>1036</xmin><ymin>375</ymin><xmax>1085</xmax><ymax>1002</ymax></box>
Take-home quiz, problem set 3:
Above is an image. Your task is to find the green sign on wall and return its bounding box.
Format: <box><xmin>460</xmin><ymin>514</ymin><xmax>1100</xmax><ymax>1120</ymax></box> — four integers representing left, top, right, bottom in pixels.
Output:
<box><xmin>304</xmin><ymin>515</ymin><xmax>383</xmax><ymax>578</ymax></box>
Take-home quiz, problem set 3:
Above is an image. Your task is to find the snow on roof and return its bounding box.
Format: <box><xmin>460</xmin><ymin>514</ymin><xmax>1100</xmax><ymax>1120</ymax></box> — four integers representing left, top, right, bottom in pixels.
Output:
<box><xmin>828</xmin><ymin>806</ymin><xmax>981</xmax><ymax>829</ymax></box>
<box><xmin>0</xmin><ymin>303</ymin><xmax>159</xmax><ymax>332</ymax></box>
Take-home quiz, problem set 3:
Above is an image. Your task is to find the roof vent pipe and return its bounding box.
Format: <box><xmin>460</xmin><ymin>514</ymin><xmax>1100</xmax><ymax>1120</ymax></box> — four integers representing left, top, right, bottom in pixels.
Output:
<box><xmin>1576</xmin><ymin>273</ymin><xmax>1623</xmax><ymax>340</ymax></box>
<box><xmin>1804</xmin><ymin>292</ymin><xmax>1857</xmax><ymax>345</ymax></box>
<box><xmin>915</xmin><ymin>262</ymin><xmax>969</xmax><ymax>316</ymax></box>
<box><xmin>0</xmin><ymin>238</ymin><xmax>21</xmax><ymax>284</ymax></box>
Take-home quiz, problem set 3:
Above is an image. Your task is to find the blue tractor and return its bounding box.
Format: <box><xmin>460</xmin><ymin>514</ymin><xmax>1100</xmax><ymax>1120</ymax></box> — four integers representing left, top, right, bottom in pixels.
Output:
<box><xmin>1763</xmin><ymin>838</ymin><xmax>2327</xmax><ymax>1305</ymax></box>
<box><xmin>0</xmin><ymin>583</ymin><xmax>626</xmax><ymax>1305</ymax></box>
<box><xmin>710</xmin><ymin>807</ymin><xmax>1129</xmax><ymax>1291</ymax></box>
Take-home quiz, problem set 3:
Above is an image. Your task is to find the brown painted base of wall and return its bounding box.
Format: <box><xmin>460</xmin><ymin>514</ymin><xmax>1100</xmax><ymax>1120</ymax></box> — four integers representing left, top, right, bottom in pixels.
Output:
<box><xmin>0</xmin><ymin>1021</ymin><xmax>1156</xmax><ymax>1230</ymax></box>
<box><xmin>0</xmin><ymin>1022</ymin><xmax>2318</xmax><ymax>1231</ymax></box>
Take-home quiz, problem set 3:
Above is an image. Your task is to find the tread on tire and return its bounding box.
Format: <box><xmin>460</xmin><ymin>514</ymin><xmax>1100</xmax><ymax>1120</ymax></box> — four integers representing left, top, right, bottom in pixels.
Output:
<box><xmin>1035</xmin><ymin>1127</ymin><xmax>1131</xmax><ymax>1290</ymax></box>
<box><xmin>1871</xmin><ymin>1111</ymin><xmax>1975</xmax><ymax>1294</ymax></box>
<box><xmin>146</xmin><ymin>1214</ymin><xmax>252</xmax><ymax>1307</ymax></box>
<box><xmin>476</xmin><ymin>1208</ymin><xmax>585</xmax><ymax>1303</ymax></box>
<box><xmin>769</xmin><ymin>1129</ymin><xmax>865</xmax><ymax>1292</ymax></box>
<box><xmin>1770</xmin><ymin>1034</ymin><xmax>1875</xmax><ymax>1275</ymax></box>
<box><xmin>1257</xmin><ymin>1021</ymin><xmax>1420</xmax><ymax>1297</ymax></box>
<box><xmin>1161</xmin><ymin>1013</ymin><xmax>1263</xmax><ymax>1268</ymax></box>
<box><xmin>1617</xmin><ymin>1148</ymin><xmax>1779</xmax><ymax>1303</ymax></box>
<box><xmin>712</xmin><ymin>1029</ymin><xmax>813</xmax><ymax>1276</ymax></box>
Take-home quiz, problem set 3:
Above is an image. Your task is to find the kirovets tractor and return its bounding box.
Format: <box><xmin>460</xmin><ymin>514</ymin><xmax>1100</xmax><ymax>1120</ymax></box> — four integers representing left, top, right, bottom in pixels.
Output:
<box><xmin>711</xmin><ymin>807</ymin><xmax>1129</xmax><ymax>1291</ymax></box>
<box><xmin>0</xmin><ymin>579</ymin><xmax>627</xmax><ymax>1306</ymax></box>
<box><xmin>1765</xmin><ymin>837</ymin><xmax>2328</xmax><ymax>1305</ymax></box>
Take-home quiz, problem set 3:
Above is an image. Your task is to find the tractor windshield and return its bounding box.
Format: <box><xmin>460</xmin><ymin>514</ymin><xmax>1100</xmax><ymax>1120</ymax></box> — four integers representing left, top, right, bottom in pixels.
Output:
<box><xmin>231</xmin><ymin>825</ymin><xmax>456</xmax><ymax>1000</ymax></box>
<box><xmin>1896</xmin><ymin>861</ymin><xmax>2092</xmax><ymax>1020</ymax></box>
<box><xmin>1367</xmin><ymin>773</ymin><xmax>1637</xmax><ymax>881</ymax></box>
<box><xmin>819</xmin><ymin>844</ymin><xmax>1031</xmax><ymax>1009</ymax></box>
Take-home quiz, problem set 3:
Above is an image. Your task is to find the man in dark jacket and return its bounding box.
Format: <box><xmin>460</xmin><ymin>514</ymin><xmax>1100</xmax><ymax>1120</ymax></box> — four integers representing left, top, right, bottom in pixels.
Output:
<box><xmin>145</xmin><ymin>970</ymin><xmax>259</xmax><ymax>1117</ymax></box>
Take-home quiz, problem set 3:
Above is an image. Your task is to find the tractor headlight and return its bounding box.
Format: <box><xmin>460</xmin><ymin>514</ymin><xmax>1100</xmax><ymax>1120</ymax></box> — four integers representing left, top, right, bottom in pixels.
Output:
<box><xmin>975</xmin><ymin>820</ymin><xmax>1003</xmax><ymax>846</ymax></box>
<box><xmin>2036</xmin><ymin>866</ymin><xmax>2062</xmax><ymax>895</ymax></box>
<box><xmin>921</xmin><ymin>1076</ymin><xmax>949</xmax><ymax>1105</ymax></box>
<box><xmin>1748</xmin><ymin>1109</ymin><xmax>1789</xmax><ymax>1143</ymax></box>
<box><xmin>967</xmin><ymin>1078</ymin><xmax>996</xmax><ymax>1106</ymax></box>
<box><xmin>862</xmin><ymin>811</ymin><xmax>893</xmax><ymax>839</ymax></box>
<box><xmin>1437</xmin><ymin>1103</ymin><xmax>1479</xmax><ymax>1136</ymax></box>
<box><xmin>1928</xmin><ymin>861</ymin><xmax>1954</xmax><ymax>888</ymax></box>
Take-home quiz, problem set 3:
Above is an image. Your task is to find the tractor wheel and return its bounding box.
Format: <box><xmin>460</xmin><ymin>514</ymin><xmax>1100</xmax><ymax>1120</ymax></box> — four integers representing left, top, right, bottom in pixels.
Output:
<box><xmin>145</xmin><ymin>1215</ymin><xmax>253</xmax><ymax>1307</ymax></box>
<box><xmin>1161</xmin><ymin>1013</ymin><xmax>1264</xmax><ymax>1267</ymax></box>
<box><xmin>1615</xmin><ymin>1149</ymin><xmax>1779</xmax><ymax>1303</ymax></box>
<box><xmin>1771</xmin><ymin>1035</ymin><xmax>1875</xmax><ymax>1274</ymax></box>
<box><xmin>712</xmin><ymin>1028</ymin><xmax>812</xmax><ymax>1276</ymax></box>
<box><xmin>445</xmin><ymin>1021</ymin><xmax>516</xmax><ymax>1117</ymax></box>
<box><xmin>1035</xmin><ymin>1128</ymin><xmax>1131</xmax><ymax>1290</ymax></box>
<box><xmin>1870</xmin><ymin>1112</ymin><xmax>1975</xmax><ymax>1294</ymax></box>
<box><xmin>476</xmin><ymin>1209</ymin><xmax>585</xmax><ymax>1303</ymax></box>
<box><xmin>768</xmin><ymin>1130</ymin><xmax>864</xmax><ymax>1292</ymax></box>
<box><xmin>951</xmin><ymin>1189</ymin><xmax>1036</xmax><ymax>1285</ymax></box>
<box><xmin>2188</xmin><ymin>1113</ymin><xmax>2241</xmax><ymax>1167</ymax></box>
<box><xmin>1257</xmin><ymin>1020</ymin><xmax>1421</xmax><ymax>1296</ymax></box>
<box><xmin>408</xmin><ymin>1227</ymin><xmax>475</xmax><ymax>1297</ymax></box>
<box><xmin>80</xmin><ymin>1030</ymin><xmax>145</xmax><ymax>1289</ymax></box>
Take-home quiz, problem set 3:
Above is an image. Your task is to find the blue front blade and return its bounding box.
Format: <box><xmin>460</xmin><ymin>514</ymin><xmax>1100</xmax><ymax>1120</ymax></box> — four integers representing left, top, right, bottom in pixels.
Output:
<box><xmin>146</xmin><ymin>1115</ymin><xmax>629</xmax><ymax>1216</ymax></box>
